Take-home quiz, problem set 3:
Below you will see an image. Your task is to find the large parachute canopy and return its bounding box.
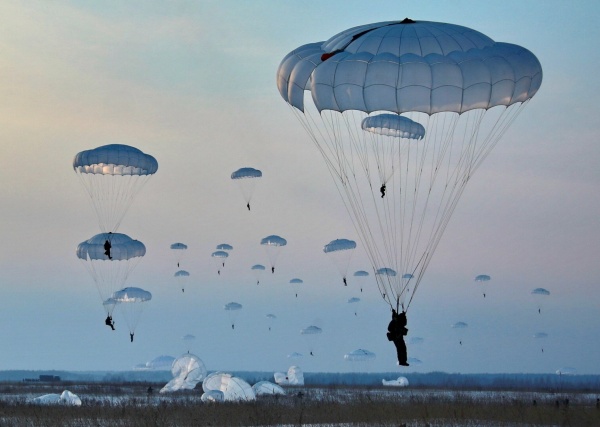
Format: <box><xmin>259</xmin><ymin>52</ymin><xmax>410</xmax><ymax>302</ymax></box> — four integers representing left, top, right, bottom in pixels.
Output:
<box><xmin>231</xmin><ymin>167</ymin><xmax>262</xmax><ymax>211</ymax></box>
<box><xmin>160</xmin><ymin>353</ymin><xmax>207</xmax><ymax>393</ymax></box>
<box><xmin>73</xmin><ymin>144</ymin><xmax>158</xmax><ymax>232</ymax></box>
<box><xmin>202</xmin><ymin>372</ymin><xmax>256</xmax><ymax>402</ymax></box>
<box><xmin>252</xmin><ymin>381</ymin><xmax>286</xmax><ymax>396</ymax></box>
<box><xmin>323</xmin><ymin>238</ymin><xmax>357</xmax><ymax>285</ymax></box>
<box><xmin>260</xmin><ymin>235</ymin><xmax>287</xmax><ymax>273</ymax></box>
<box><xmin>77</xmin><ymin>232</ymin><xmax>146</xmax><ymax>316</ymax></box>
<box><xmin>111</xmin><ymin>287</ymin><xmax>152</xmax><ymax>337</ymax></box>
<box><xmin>274</xmin><ymin>366</ymin><xmax>304</xmax><ymax>386</ymax></box>
<box><xmin>277</xmin><ymin>19</ymin><xmax>542</xmax><ymax>312</ymax></box>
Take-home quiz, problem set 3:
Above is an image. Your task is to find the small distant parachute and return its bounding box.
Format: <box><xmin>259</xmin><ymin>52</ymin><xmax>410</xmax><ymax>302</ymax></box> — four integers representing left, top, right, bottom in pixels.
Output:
<box><xmin>260</xmin><ymin>235</ymin><xmax>287</xmax><ymax>273</ymax></box>
<box><xmin>287</xmin><ymin>352</ymin><xmax>303</xmax><ymax>359</ymax></box>
<box><xmin>266</xmin><ymin>313</ymin><xmax>277</xmax><ymax>331</ymax></box>
<box><xmin>160</xmin><ymin>353</ymin><xmax>207</xmax><ymax>393</ymax></box>
<box><xmin>224</xmin><ymin>302</ymin><xmax>243</xmax><ymax>329</ymax></box>
<box><xmin>174</xmin><ymin>270</ymin><xmax>190</xmax><ymax>293</ymax></box>
<box><xmin>533</xmin><ymin>332</ymin><xmax>548</xmax><ymax>339</ymax></box>
<box><xmin>323</xmin><ymin>238</ymin><xmax>356</xmax><ymax>286</ymax></box>
<box><xmin>111</xmin><ymin>287</ymin><xmax>152</xmax><ymax>341</ymax></box>
<box><xmin>211</xmin><ymin>250</ymin><xmax>229</xmax><ymax>274</ymax></box>
<box><xmin>347</xmin><ymin>297</ymin><xmax>360</xmax><ymax>316</ymax></box>
<box><xmin>300</xmin><ymin>325</ymin><xmax>322</xmax><ymax>356</ymax></box>
<box><xmin>353</xmin><ymin>270</ymin><xmax>370</xmax><ymax>292</ymax></box>
<box><xmin>344</xmin><ymin>348</ymin><xmax>376</xmax><ymax>362</ymax></box>
<box><xmin>73</xmin><ymin>144</ymin><xmax>158</xmax><ymax>233</ymax></box>
<box><xmin>289</xmin><ymin>278</ymin><xmax>303</xmax><ymax>298</ymax></box>
<box><xmin>231</xmin><ymin>167</ymin><xmax>262</xmax><ymax>211</ymax></box>
<box><xmin>182</xmin><ymin>334</ymin><xmax>195</xmax><ymax>352</ymax></box>
<box><xmin>474</xmin><ymin>274</ymin><xmax>491</xmax><ymax>298</ymax></box>
<box><xmin>77</xmin><ymin>232</ymin><xmax>146</xmax><ymax>318</ymax></box>
<box><xmin>170</xmin><ymin>243</ymin><xmax>187</xmax><ymax>268</ymax></box>
<box><xmin>451</xmin><ymin>321</ymin><xmax>468</xmax><ymax>346</ymax></box>
<box><xmin>531</xmin><ymin>288</ymin><xmax>550</xmax><ymax>314</ymax></box>
<box><xmin>408</xmin><ymin>357</ymin><xmax>423</xmax><ymax>366</ymax></box>
<box><xmin>216</xmin><ymin>243</ymin><xmax>233</xmax><ymax>251</ymax></box>
<box><xmin>251</xmin><ymin>264</ymin><xmax>266</xmax><ymax>285</ymax></box>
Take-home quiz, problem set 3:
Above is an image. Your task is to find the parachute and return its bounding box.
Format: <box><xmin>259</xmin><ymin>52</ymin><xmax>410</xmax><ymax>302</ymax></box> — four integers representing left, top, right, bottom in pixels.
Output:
<box><xmin>344</xmin><ymin>348</ymin><xmax>376</xmax><ymax>362</ymax></box>
<box><xmin>174</xmin><ymin>270</ymin><xmax>190</xmax><ymax>293</ymax></box>
<box><xmin>300</xmin><ymin>325</ymin><xmax>323</xmax><ymax>356</ymax></box>
<box><xmin>182</xmin><ymin>334</ymin><xmax>196</xmax><ymax>352</ymax></box>
<box><xmin>111</xmin><ymin>287</ymin><xmax>152</xmax><ymax>339</ymax></box>
<box><xmin>274</xmin><ymin>366</ymin><xmax>304</xmax><ymax>386</ymax></box>
<box><xmin>73</xmin><ymin>144</ymin><xmax>158</xmax><ymax>232</ymax></box>
<box><xmin>531</xmin><ymin>287</ymin><xmax>550</xmax><ymax>314</ymax></box>
<box><xmin>170</xmin><ymin>243</ymin><xmax>187</xmax><ymax>268</ymax></box>
<box><xmin>451</xmin><ymin>321</ymin><xmax>468</xmax><ymax>346</ymax></box>
<box><xmin>323</xmin><ymin>238</ymin><xmax>356</xmax><ymax>286</ymax></box>
<box><xmin>224</xmin><ymin>302</ymin><xmax>242</xmax><ymax>329</ymax></box>
<box><xmin>277</xmin><ymin>19</ymin><xmax>542</xmax><ymax>312</ymax></box>
<box><xmin>251</xmin><ymin>264</ymin><xmax>266</xmax><ymax>285</ymax></box>
<box><xmin>211</xmin><ymin>250</ymin><xmax>229</xmax><ymax>274</ymax></box>
<box><xmin>160</xmin><ymin>353</ymin><xmax>207</xmax><ymax>393</ymax></box>
<box><xmin>216</xmin><ymin>243</ymin><xmax>233</xmax><ymax>251</ymax></box>
<box><xmin>77</xmin><ymin>232</ymin><xmax>146</xmax><ymax>316</ymax></box>
<box><xmin>202</xmin><ymin>372</ymin><xmax>256</xmax><ymax>401</ymax></box>
<box><xmin>266</xmin><ymin>313</ymin><xmax>277</xmax><ymax>331</ymax></box>
<box><xmin>474</xmin><ymin>274</ymin><xmax>491</xmax><ymax>298</ymax></box>
<box><xmin>347</xmin><ymin>297</ymin><xmax>360</xmax><ymax>316</ymax></box>
<box><xmin>252</xmin><ymin>381</ymin><xmax>285</xmax><ymax>396</ymax></box>
<box><xmin>231</xmin><ymin>167</ymin><xmax>262</xmax><ymax>211</ymax></box>
<box><xmin>353</xmin><ymin>270</ymin><xmax>369</xmax><ymax>292</ymax></box>
<box><xmin>260</xmin><ymin>235</ymin><xmax>287</xmax><ymax>273</ymax></box>
<box><xmin>289</xmin><ymin>278</ymin><xmax>303</xmax><ymax>298</ymax></box>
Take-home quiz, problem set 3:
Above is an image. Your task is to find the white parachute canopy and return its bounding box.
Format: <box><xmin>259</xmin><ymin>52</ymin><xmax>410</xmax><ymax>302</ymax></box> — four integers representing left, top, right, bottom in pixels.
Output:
<box><xmin>145</xmin><ymin>355</ymin><xmax>176</xmax><ymax>371</ymax></box>
<box><xmin>77</xmin><ymin>232</ymin><xmax>146</xmax><ymax>316</ymax></box>
<box><xmin>260</xmin><ymin>235</ymin><xmax>287</xmax><ymax>273</ymax></box>
<box><xmin>202</xmin><ymin>372</ymin><xmax>256</xmax><ymax>401</ymax></box>
<box><xmin>323</xmin><ymin>238</ymin><xmax>356</xmax><ymax>286</ymax></box>
<box><xmin>252</xmin><ymin>381</ymin><xmax>286</xmax><ymax>396</ymax></box>
<box><xmin>111</xmin><ymin>287</ymin><xmax>152</xmax><ymax>336</ymax></box>
<box><xmin>160</xmin><ymin>353</ymin><xmax>208</xmax><ymax>393</ymax></box>
<box><xmin>231</xmin><ymin>167</ymin><xmax>262</xmax><ymax>210</ymax></box>
<box><xmin>31</xmin><ymin>390</ymin><xmax>82</xmax><ymax>406</ymax></box>
<box><xmin>170</xmin><ymin>243</ymin><xmax>187</xmax><ymax>268</ymax></box>
<box><xmin>382</xmin><ymin>377</ymin><xmax>409</xmax><ymax>387</ymax></box>
<box><xmin>277</xmin><ymin>19</ymin><xmax>542</xmax><ymax>312</ymax></box>
<box><xmin>73</xmin><ymin>144</ymin><xmax>158</xmax><ymax>233</ymax></box>
<box><xmin>344</xmin><ymin>348</ymin><xmax>375</xmax><ymax>362</ymax></box>
<box><xmin>274</xmin><ymin>366</ymin><xmax>304</xmax><ymax>386</ymax></box>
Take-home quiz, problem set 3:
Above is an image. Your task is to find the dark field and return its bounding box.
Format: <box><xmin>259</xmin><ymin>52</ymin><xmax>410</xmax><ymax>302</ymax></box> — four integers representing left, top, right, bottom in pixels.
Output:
<box><xmin>0</xmin><ymin>381</ymin><xmax>598</xmax><ymax>426</ymax></box>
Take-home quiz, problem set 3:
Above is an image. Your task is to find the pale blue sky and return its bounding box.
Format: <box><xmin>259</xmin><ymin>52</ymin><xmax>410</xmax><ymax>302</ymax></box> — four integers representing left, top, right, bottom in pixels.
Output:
<box><xmin>0</xmin><ymin>1</ymin><xmax>598</xmax><ymax>375</ymax></box>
